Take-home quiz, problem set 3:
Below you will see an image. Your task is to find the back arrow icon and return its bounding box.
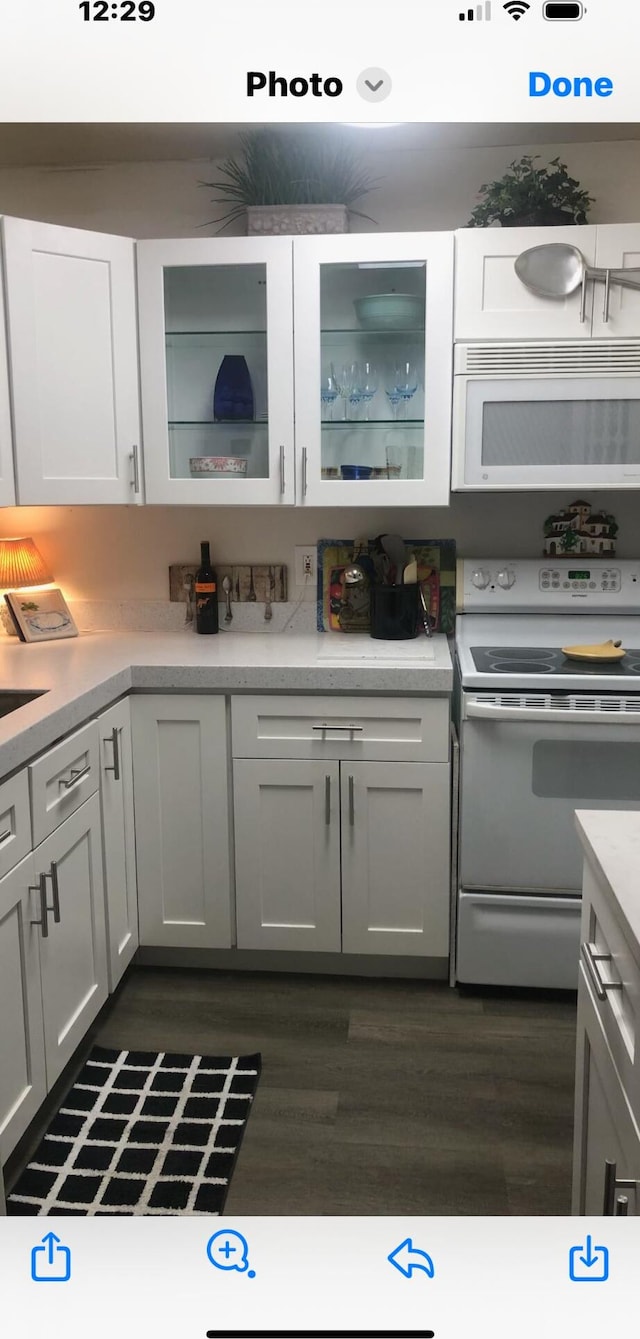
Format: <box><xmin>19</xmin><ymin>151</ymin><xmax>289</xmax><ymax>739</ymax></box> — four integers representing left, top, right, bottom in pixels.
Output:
<box><xmin>388</xmin><ymin>1237</ymin><xmax>435</xmax><ymax>1279</ymax></box>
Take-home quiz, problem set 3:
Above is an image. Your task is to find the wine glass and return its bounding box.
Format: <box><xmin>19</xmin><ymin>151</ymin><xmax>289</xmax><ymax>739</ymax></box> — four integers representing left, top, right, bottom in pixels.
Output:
<box><xmin>335</xmin><ymin>362</ymin><xmax>357</xmax><ymax>421</ymax></box>
<box><xmin>354</xmin><ymin>360</ymin><xmax>379</xmax><ymax>422</ymax></box>
<box><xmin>394</xmin><ymin>360</ymin><xmax>419</xmax><ymax>420</ymax></box>
<box><xmin>384</xmin><ymin>367</ymin><xmax>402</xmax><ymax>421</ymax></box>
<box><xmin>320</xmin><ymin>364</ymin><xmax>339</xmax><ymax>421</ymax></box>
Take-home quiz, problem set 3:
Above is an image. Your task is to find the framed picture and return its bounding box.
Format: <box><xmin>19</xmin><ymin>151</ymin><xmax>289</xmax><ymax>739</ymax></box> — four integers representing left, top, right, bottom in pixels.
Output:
<box><xmin>4</xmin><ymin>588</ymin><xmax>78</xmax><ymax>642</ymax></box>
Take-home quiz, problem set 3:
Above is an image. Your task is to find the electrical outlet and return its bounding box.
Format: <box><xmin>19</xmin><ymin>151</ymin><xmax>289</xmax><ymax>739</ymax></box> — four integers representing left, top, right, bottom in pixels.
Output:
<box><xmin>294</xmin><ymin>546</ymin><xmax>317</xmax><ymax>584</ymax></box>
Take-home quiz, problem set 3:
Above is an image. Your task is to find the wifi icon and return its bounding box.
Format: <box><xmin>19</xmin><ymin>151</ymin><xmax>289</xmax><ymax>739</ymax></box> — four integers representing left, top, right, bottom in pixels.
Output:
<box><xmin>504</xmin><ymin>0</ymin><xmax>530</xmax><ymax>16</ymax></box>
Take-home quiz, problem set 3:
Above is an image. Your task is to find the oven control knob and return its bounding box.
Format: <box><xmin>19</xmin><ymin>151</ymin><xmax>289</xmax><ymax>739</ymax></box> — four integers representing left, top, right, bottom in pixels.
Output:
<box><xmin>471</xmin><ymin>568</ymin><xmax>491</xmax><ymax>589</ymax></box>
<box><xmin>496</xmin><ymin>567</ymin><xmax>516</xmax><ymax>590</ymax></box>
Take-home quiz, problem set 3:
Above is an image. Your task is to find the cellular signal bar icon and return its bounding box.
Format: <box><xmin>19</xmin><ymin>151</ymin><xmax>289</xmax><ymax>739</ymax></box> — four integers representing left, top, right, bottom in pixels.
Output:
<box><xmin>459</xmin><ymin>2</ymin><xmax>492</xmax><ymax>18</ymax></box>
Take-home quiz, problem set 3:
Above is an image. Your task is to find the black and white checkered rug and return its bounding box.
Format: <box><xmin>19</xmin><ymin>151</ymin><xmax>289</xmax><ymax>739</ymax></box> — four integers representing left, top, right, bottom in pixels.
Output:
<box><xmin>7</xmin><ymin>1046</ymin><xmax>261</xmax><ymax>1216</ymax></box>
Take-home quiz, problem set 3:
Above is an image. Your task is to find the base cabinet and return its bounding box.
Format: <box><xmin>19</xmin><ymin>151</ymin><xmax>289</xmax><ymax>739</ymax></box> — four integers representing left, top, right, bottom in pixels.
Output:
<box><xmin>0</xmin><ymin>852</ymin><xmax>46</xmax><ymax>1162</ymax></box>
<box><xmin>35</xmin><ymin>794</ymin><xmax>108</xmax><ymax>1089</ymax></box>
<box><xmin>99</xmin><ymin>698</ymin><xmax>138</xmax><ymax>989</ymax></box>
<box><xmin>233</xmin><ymin>756</ymin><xmax>450</xmax><ymax>957</ymax></box>
<box><xmin>132</xmin><ymin>695</ymin><xmax>232</xmax><ymax>949</ymax></box>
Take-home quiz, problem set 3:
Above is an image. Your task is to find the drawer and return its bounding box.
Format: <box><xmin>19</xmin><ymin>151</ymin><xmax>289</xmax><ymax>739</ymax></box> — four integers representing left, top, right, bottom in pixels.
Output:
<box><xmin>231</xmin><ymin>695</ymin><xmax>449</xmax><ymax>763</ymax></box>
<box><xmin>29</xmin><ymin>720</ymin><xmax>99</xmax><ymax>846</ymax></box>
<box><xmin>580</xmin><ymin>861</ymin><xmax>640</xmax><ymax>1113</ymax></box>
<box><xmin>0</xmin><ymin>770</ymin><xmax>31</xmax><ymax>879</ymax></box>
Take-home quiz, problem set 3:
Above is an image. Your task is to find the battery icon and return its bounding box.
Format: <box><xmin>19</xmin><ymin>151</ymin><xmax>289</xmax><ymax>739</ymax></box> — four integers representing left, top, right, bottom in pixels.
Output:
<box><xmin>543</xmin><ymin>2</ymin><xmax>585</xmax><ymax>17</ymax></box>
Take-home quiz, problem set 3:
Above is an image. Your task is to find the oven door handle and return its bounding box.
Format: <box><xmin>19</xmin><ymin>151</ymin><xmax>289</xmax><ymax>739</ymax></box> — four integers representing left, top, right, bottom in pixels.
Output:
<box><xmin>465</xmin><ymin>700</ymin><xmax>638</xmax><ymax>725</ymax></box>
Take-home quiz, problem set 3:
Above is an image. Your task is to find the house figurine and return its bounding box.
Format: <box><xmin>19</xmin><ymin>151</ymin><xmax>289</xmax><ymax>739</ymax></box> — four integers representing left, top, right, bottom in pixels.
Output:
<box><xmin>543</xmin><ymin>499</ymin><xmax>618</xmax><ymax>557</ymax></box>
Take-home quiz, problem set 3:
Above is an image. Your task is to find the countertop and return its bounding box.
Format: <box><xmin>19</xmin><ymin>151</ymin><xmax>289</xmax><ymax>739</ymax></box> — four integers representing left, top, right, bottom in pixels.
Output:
<box><xmin>576</xmin><ymin>809</ymin><xmax>640</xmax><ymax>958</ymax></box>
<box><xmin>0</xmin><ymin>629</ymin><xmax>452</xmax><ymax>777</ymax></box>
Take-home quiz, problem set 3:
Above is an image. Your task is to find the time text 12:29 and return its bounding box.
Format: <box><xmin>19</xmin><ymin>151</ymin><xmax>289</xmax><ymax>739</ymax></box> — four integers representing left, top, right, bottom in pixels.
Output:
<box><xmin>79</xmin><ymin>2</ymin><xmax>155</xmax><ymax>19</ymax></box>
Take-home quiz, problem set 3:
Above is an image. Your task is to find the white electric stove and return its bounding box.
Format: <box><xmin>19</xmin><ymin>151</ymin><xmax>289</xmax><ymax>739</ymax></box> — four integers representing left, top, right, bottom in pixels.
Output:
<box><xmin>454</xmin><ymin>557</ymin><xmax>640</xmax><ymax>991</ymax></box>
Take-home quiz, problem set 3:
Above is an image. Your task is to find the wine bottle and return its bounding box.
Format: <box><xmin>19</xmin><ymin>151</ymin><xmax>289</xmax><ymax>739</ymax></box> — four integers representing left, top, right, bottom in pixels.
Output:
<box><xmin>195</xmin><ymin>541</ymin><xmax>219</xmax><ymax>635</ymax></box>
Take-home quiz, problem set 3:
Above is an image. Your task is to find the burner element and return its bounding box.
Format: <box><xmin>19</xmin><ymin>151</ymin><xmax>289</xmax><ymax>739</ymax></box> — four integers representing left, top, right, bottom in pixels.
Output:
<box><xmin>470</xmin><ymin>646</ymin><xmax>640</xmax><ymax>678</ymax></box>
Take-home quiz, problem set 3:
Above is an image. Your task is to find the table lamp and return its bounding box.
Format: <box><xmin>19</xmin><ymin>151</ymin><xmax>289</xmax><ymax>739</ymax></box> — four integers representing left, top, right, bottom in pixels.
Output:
<box><xmin>0</xmin><ymin>537</ymin><xmax>54</xmax><ymax>636</ymax></box>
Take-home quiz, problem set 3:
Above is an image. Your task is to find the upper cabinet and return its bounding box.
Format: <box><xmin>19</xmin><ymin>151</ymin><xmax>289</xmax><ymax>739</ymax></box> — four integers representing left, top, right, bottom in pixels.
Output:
<box><xmin>455</xmin><ymin>224</ymin><xmax>640</xmax><ymax>343</ymax></box>
<box><xmin>1</xmin><ymin>217</ymin><xmax>142</xmax><ymax>505</ymax></box>
<box><xmin>454</xmin><ymin>225</ymin><xmax>598</xmax><ymax>341</ymax></box>
<box><xmin>0</xmin><ymin>231</ymin><xmax>16</xmax><ymax>507</ymax></box>
<box><xmin>137</xmin><ymin>232</ymin><xmax>454</xmax><ymax>508</ymax></box>
<box><xmin>294</xmin><ymin>232</ymin><xmax>454</xmax><ymax>507</ymax></box>
<box><xmin>136</xmin><ymin>237</ymin><xmax>295</xmax><ymax>505</ymax></box>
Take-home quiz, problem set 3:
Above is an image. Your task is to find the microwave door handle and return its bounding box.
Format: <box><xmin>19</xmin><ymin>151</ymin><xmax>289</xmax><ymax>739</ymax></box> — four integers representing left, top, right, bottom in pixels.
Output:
<box><xmin>464</xmin><ymin>700</ymin><xmax>638</xmax><ymax>726</ymax></box>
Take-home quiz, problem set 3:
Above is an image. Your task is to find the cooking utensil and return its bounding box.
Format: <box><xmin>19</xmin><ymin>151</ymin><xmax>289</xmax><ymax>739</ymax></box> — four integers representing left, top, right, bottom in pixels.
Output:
<box><xmin>403</xmin><ymin>558</ymin><xmax>418</xmax><ymax>584</ymax></box>
<box><xmin>248</xmin><ymin>567</ymin><xmax>257</xmax><ymax>601</ymax></box>
<box><xmin>381</xmin><ymin>534</ymin><xmax>406</xmax><ymax>585</ymax></box>
<box><xmin>264</xmin><ymin>567</ymin><xmax>273</xmax><ymax>622</ymax></box>
<box><xmin>343</xmin><ymin>563</ymin><xmax>366</xmax><ymax>587</ymax></box>
<box><xmin>222</xmin><ymin>575</ymin><xmax>233</xmax><ymax>624</ymax></box>
<box><xmin>515</xmin><ymin>244</ymin><xmax>640</xmax><ymax>300</ymax></box>
<box><xmin>562</xmin><ymin>638</ymin><xmax>625</xmax><ymax>662</ymax></box>
<box><xmin>418</xmin><ymin>583</ymin><xmax>432</xmax><ymax>638</ymax></box>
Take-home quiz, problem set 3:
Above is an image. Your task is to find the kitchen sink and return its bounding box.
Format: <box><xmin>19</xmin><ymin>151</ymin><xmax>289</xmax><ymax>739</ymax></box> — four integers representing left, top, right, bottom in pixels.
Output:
<box><xmin>0</xmin><ymin>690</ymin><xmax>47</xmax><ymax>719</ymax></box>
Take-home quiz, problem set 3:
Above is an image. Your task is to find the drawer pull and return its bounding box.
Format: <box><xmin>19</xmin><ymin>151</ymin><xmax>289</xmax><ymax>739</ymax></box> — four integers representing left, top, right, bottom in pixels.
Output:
<box><xmin>348</xmin><ymin>775</ymin><xmax>355</xmax><ymax>826</ymax></box>
<box><xmin>47</xmin><ymin>861</ymin><xmax>61</xmax><ymax>924</ymax></box>
<box><xmin>581</xmin><ymin>941</ymin><xmax>623</xmax><ymax>1002</ymax></box>
<box><xmin>0</xmin><ymin>826</ymin><xmax>12</xmax><ymax>843</ymax></box>
<box><xmin>603</xmin><ymin>1159</ymin><xmax>639</xmax><ymax>1215</ymax></box>
<box><xmin>325</xmin><ymin>775</ymin><xmax>331</xmax><ymax>826</ymax></box>
<box><xmin>60</xmin><ymin>763</ymin><xmax>91</xmax><ymax>791</ymax></box>
<box><xmin>312</xmin><ymin>723</ymin><xmax>364</xmax><ymax>737</ymax></box>
<box><xmin>103</xmin><ymin>726</ymin><xmax>121</xmax><ymax>781</ymax></box>
<box><xmin>30</xmin><ymin>873</ymin><xmax>49</xmax><ymax>939</ymax></box>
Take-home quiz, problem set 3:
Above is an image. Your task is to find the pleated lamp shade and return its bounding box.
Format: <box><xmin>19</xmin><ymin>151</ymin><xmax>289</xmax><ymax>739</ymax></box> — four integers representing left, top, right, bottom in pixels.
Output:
<box><xmin>0</xmin><ymin>537</ymin><xmax>53</xmax><ymax>588</ymax></box>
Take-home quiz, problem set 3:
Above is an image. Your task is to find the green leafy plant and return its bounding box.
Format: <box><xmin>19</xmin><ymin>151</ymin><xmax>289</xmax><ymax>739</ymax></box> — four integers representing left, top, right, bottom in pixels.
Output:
<box><xmin>200</xmin><ymin>131</ymin><xmax>379</xmax><ymax>232</ymax></box>
<box><xmin>467</xmin><ymin>155</ymin><xmax>594</xmax><ymax>228</ymax></box>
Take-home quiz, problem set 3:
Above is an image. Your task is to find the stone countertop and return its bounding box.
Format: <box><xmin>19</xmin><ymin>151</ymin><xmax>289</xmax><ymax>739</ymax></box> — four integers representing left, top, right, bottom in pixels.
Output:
<box><xmin>0</xmin><ymin>629</ymin><xmax>452</xmax><ymax>778</ymax></box>
<box><xmin>575</xmin><ymin>810</ymin><xmax>640</xmax><ymax>959</ymax></box>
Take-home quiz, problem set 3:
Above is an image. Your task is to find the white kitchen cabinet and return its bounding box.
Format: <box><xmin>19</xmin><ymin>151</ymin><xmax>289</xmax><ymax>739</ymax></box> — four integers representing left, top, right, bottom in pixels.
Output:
<box><xmin>0</xmin><ymin>230</ymin><xmax>16</xmax><ymax>506</ymax></box>
<box><xmin>294</xmin><ymin>232</ymin><xmax>453</xmax><ymax>506</ymax></box>
<box><xmin>34</xmin><ymin>793</ymin><xmax>108</xmax><ymax>1089</ymax></box>
<box><xmin>592</xmin><ymin>224</ymin><xmax>640</xmax><ymax>338</ymax></box>
<box><xmin>454</xmin><ymin>225</ymin><xmax>598</xmax><ymax>341</ymax></box>
<box><xmin>131</xmin><ymin>695</ymin><xmax>232</xmax><ymax>949</ymax></box>
<box><xmin>573</xmin><ymin>963</ymin><xmax>640</xmax><ymax>1215</ymax></box>
<box><xmin>231</xmin><ymin>696</ymin><xmax>451</xmax><ymax>959</ymax></box>
<box><xmin>341</xmin><ymin>761</ymin><xmax>449</xmax><ymax>957</ymax></box>
<box><xmin>136</xmin><ymin>237</ymin><xmax>295</xmax><ymax>505</ymax></box>
<box><xmin>1</xmin><ymin>216</ymin><xmax>141</xmax><ymax>504</ymax></box>
<box><xmin>0</xmin><ymin>851</ymin><xmax>46</xmax><ymax>1162</ymax></box>
<box><xmin>233</xmin><ymin>759</ymin><xmax>341</xmax><ymax>952</ymax></box>
<box><xmin>99</xmin><ymin>698</ymin><xmax>138</xmax><ymax>990</ymax></box>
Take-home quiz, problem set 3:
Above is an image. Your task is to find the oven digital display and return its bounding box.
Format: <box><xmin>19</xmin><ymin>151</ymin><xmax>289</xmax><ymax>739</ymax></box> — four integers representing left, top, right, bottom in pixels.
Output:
<box><xmin>568</xmin><ymin>570</ymin><xmax>590</xmax><ymax>580</ymax></box>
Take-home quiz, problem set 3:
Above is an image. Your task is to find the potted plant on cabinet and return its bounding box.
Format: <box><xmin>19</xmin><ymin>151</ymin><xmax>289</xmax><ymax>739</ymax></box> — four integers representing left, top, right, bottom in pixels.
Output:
<box><xmin>200</xmin><ymin>130</ymin><xmax>379</xmax><ymax>235</ymax></box>
<box><xmin>467</xmin><ymin>155</ymin><xmax>594</xmax><ymax>228</ymax></box>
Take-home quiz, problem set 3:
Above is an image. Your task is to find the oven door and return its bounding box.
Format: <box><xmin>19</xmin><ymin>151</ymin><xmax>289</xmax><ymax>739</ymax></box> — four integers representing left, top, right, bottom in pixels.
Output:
<box><xmin>459</xmin><ymin>696</ymin><xmax>640</xmax><ymax>893</ymax></box>
<box><xmin>452</xmin><ymin>372</ymin><xmax>640</xmax><ymax>491</ymax></box>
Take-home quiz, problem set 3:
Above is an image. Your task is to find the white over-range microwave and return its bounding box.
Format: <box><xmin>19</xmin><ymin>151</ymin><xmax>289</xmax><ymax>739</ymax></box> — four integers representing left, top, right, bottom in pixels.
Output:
<box><xmin>451</xmin><ymin>339</ymin><xmax>640</xmax><ymax>490</ymax></box>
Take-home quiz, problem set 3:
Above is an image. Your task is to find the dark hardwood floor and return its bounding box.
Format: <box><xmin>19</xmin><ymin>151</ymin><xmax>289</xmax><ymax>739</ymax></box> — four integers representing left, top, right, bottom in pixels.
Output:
<box><xmin>82</xmin><ymin>966</ymin><xmax>577</xmax><ymax>1216</ymax></box>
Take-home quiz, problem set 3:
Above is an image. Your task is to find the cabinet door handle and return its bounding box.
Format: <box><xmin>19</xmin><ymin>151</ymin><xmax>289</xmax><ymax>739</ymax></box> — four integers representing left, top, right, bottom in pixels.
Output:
<box><xmin>103</xmin><ymin>726</ymin><xmax>121</xmax><ymax>781</ymax></box>
<box><xmin>348</xmin><ymin>775</ymin><xmax>355</xmax><ymax>826</ymax></box>
<box><xmin>325</xmin><ymin>774</ymin><xmax>331</xmax><ymax>826</ymax></box>
<box><xmin>603</xmin><ymin>1159</ymin><xmax>639</xmax><ymax>1215</ymax></box>
<box><xmin>302</xmin><ymin>446</ymin><xmax>308</xmax><ymax>498</ymax></box>
<box><xmin>130</xmin><ymin>443</ymin><xmax>140</xmax><ymax>494</ymax></box>
<box><xmin>312</xmin><ymin>723</ymin><xmax>364</xmax><ymax>735</ymax></box>
<box><xmin>30</xmin><ymin>873</ymin><xmax>49</xmax><ymax>939</ymax></box>
<box><xmin>279</xmin><ymin>444</ymin><xmax>285</xmax><ymax>496</ymax></box>
<box><xmin>603</xmin><ymin>268</ymin><xmax>612</xmax><ymax>324</ymax></box>
<box><xmin>581</xmin><ymin>941</ymin><xmax>623</xmax><ymax>1002</ymax></box>
<box><xmin>0</xmin><ymin>826</ymin><xmax>12</xmax><ymax>843</ymax></box>
<box><xmin>47</xmin><ymin>861</ymin><xmax>61</xmax><ymax>924</ymax></box>
<box><xmin>59</xmin><ymin>763</ymin><xmax>91</xmax><ymax>791</ymax></box>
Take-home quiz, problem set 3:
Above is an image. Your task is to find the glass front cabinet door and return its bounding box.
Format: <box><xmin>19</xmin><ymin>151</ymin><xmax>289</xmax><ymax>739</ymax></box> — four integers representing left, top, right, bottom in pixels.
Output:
<box><xmin>136</xmin><ymin>238</ymin><xmax>295</xmax><ymax>504</ymax></box>
<box><xmin>293</xmin><ymin>232</ymin><xmax>454</xmax><ymax>506</ymax></box>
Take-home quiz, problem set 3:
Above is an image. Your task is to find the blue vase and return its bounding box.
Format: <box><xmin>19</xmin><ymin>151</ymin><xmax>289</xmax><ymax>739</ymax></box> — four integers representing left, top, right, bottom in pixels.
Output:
<box><xmin>213</xmin><ymin>355</ymin><xmax>254</xmax><ymax>422</ymax></box>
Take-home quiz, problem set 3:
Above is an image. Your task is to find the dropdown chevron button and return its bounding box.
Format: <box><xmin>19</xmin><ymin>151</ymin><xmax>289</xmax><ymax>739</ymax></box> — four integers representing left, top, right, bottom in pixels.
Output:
<box><xmin>357</xmin><ymin>67</ymin><xmax>392</xmax><ymax>101</ymax></box>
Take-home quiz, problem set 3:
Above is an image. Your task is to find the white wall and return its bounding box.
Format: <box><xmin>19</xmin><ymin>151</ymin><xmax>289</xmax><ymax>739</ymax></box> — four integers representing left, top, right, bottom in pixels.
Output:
<box><xmin>1</xmin><ymin>132</ymin><xmax>640</xmax><ymax>603</ymax></box>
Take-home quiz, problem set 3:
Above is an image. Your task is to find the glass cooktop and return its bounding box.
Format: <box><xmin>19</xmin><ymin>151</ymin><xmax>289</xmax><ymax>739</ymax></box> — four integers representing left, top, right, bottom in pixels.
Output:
<box><xmin>470</xmin><ymin>647</ymin><xmax>640</xmax><ymax>676</ymax></box>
